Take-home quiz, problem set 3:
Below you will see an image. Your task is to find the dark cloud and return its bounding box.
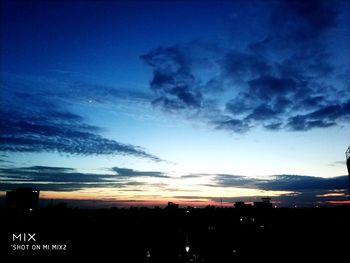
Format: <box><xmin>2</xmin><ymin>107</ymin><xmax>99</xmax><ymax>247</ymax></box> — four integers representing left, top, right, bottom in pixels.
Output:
<box><xmin>263</xmin><ymin>122</ymin><xmax>283</xmax><ymax>131</ymax></box>
<box><xmin>248</xmin><ymin>75</ymin><xmax>296</xmax><ymax>100</ymax></box>
<box><xmin>211</xmin><ymin>174</ymin><xmax>259</xmax><ymax>188</ymax></box>
<box><xmin>245</xmin><ymin>105</ymin><xmax>278</xmax><ymax>121</ymax></box>
<box><xmin>299</xmin><ymin>96</ymin><xmax>325</xmax><ymax>109</ymax></box>
<box><xmin>214</xmin><ymin>118</ymin><xmax>250</xmax><ymax>133</ymax></box>
<box><xmin>141</xmin><ymin>46</ymin><xmax>203</xmax><ymax>111</ymax></box>
<box><xmin>225</xmin><ymin>95</ymin><xmax>253</xmax><ymax>115</ymax></box>
<box><xmin>0</xmin><ymin>166</ymin><xmax>112</xmax><ymax>183</ymax></box>
<box><xmin>0</xmin><ymin>158</ymin><xmax>12</xmax><ymax>164</ymax></box>
<box><xmin>0</xmin><ymin>75</ymin><xmax>162</xmax><ymax>161</ymax></box>
<box><xmin>221</xmin><ymin>51</ymin><xmax>271</xmax><ymax>81</ymax></box>
<box><xmin>142</xmin><ymin>0</ymin><xmax>349</xmax><ymax>133</ymax></box>
<box><xmin>112</xmin><ymin>167</ymin><xmax>168</xmax><ymax>178</ymax></box>
<box><xmin>180</xmin><ymin>174</ymin><xmax>205</xmax><ymax>179</ymax></box>
<box><xmin>203</xmin><ymin>173</ymin><xmax>350</xmax><ymax>206</ymax></box>
<box><xmin>286</xmin><ymin>116</ymin><xmax>336</xmax><ymax>131</ymax></box>
<box><xmin>259</xmin><ymin>174</ymin><xmax>348</xmax><ymax>191</ymax></box>
<box><xmin>0</xmin><ymin>110</ymin><xmax>161</xmax><ymax>161</ymax></box>
<box><xmin>0</xmin><ymin>166</ymin><xmax>146</xmax><ymax>191</ymax></box>
<box><xmin>213</xmin><ymin>173</ymin><xmax>349</xmax><ymax>192</ymax></box>
<box><xmin>286</xmin><ymin>101</ymin><xmax>349</xmax><ymax>131</ymax></box>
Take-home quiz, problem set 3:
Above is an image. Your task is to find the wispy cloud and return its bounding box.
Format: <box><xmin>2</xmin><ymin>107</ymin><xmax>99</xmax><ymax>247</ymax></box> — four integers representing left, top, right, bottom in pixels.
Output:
<box><xmin>112</xmin><ymin>167</ymin><xmax>169</xmax><ymax>178</ymax></box>
<box><xmin>0</xmin><ymin>73</ymin><xmax>162</xmax><ymax>161</ymax></box>
<box><xmin>212</xmin><ymin>173</ymin><xmax>349</xmax><ymax>192</ymax></box>
<box><xmin>0</xmin><ymin>166</ymin><xmax>146</xmax><ymax>191</ymax></box>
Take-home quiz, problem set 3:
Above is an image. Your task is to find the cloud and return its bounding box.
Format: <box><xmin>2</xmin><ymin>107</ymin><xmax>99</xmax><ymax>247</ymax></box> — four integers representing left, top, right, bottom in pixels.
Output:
<box><xmin>0</xmin><ymin>74</ymin><xmax>162</xmax><ymax>161</ymax></box>
<box><xmin>211</xmin><ymin>174</ymin><xmax>260</xmax><ymax>188</ymax></box>
<box><xmin>1</xmin><ymin>166</ymin><xmax>348</xmax><ymax>206</ymax></box>
<box><xmin>112</xmin><ymin>167</ymin><xmax>168</xmax><ymax>178</ymax></box>
<box><xmin>188</xmin><ymin>173</ymin><xmax>350</xmax><ymax>206</ymax></box>
<box><xmin>259</xmin><ymin>174</ymin><xmax>348</xmax><ymax>191</ymax></box>
<box><xmin>214</xmin><ymin>118</ymin><xmax>251</xmax><ymax>133</ymax></box>
<box><xmin>248</xmin><ymin>75</ymin><xmax>296</xmax><ymax>100</ymax></box>
<box><xmin>212</xmin><ymin>173</ymin><xmax>349</xmax><ymax>192</ymax></box>
<box><xmin>221</xmin><ymin>51</ymin><xmax>272</xmax><ymax>81</ymax></box>
<box><xmin>0</xmin><ymin>158</ymin><xmax>12</xmax><ymax>164</ymax></box>
<box><xmin>0</xmin><ymin>110</ymin><xmax>161</xmax><ymax>161</ymax></box>
<box><xmin>0</xmin><ymin>166</ymin><xmax>146</xmax><ymax>191</ymax></box>
<box><xmin>141</xmin><ymin>45</ymin><xmax>203</xmax><ymax>111</ymax></box>
<box><xmin>286</xmin><ymin>101</ymin><xmax>349</xmax><ymax>131</ymax></box>
<box><xmin>141</xmin><ymin>0</ymin><xmax>350</xmax><ymax>133</ymax></box>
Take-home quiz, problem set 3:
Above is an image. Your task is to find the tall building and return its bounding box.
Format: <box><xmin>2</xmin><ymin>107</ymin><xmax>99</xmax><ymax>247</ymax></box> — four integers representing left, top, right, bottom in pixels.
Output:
<box><xmin>346</xmin><ymin>146</ymin><xmax>350</xmax><ymax>177</ymax></box>
<box><xmin>6</xmin><ymin>188</ymin><xmax>40</xmax><ymax>212</ymax></box>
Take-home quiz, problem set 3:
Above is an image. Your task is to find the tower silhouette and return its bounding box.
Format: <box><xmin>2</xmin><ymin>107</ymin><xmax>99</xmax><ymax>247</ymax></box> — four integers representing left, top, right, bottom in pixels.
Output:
<box><xmin>346</xmin><ymin>146</ymin><xmax>350</xmax><ymax>177</ymax></box>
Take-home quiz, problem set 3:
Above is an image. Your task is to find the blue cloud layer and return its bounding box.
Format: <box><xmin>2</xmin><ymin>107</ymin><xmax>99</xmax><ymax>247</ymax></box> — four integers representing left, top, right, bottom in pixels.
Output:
<box><xmin>0</xmin><ymin>166</ymin><xmax>148</xmax><ymax>191</ymax></box>
<box><xmin>212</xmin><ymin>173</ymin><xmax>348</xmax><ymax>192</ymax></box>
<box><xmin>141</xmin><ymin>0</ymin><xmax>350</xmax><ymax>133</ymax></box>
<box><xmin>112</xmin><ymin>167</ymin><xmax>168</xmax><ymax>178</ymax></box>
<box><xmin>0</xmin><ymin>75</ymin><xmax>162</xmax><ymax>161</ymax></box>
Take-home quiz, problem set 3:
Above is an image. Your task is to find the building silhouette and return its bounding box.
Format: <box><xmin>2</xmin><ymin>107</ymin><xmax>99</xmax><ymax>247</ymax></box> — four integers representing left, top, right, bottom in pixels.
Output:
<box><xmin>346</xmin><ymin>146</ymin><xmax>350</xmax><ymax>177</ymax></box>
<box><xmin>234</xmin><ymin>198</ymin><xmax>272</xmax><ymax>209</ymax></box>
<box><xmin>234</xmin><ymin>201</ymin><xmax>252</xmax><ymax>209</ymax></box>
<box><xmin>253</xmin><ymin>197</ymin><xmax>272</xmax><ymax>209</ymax></box>
<box><xmin>5</xmin><ymin>188</ymin><xmax>40</xmax><ymax>212</ymax></box>
<box><xmin>165</xmin><ymin>201</ymin><xmax>179</xmax><ymax>210</ymax></box>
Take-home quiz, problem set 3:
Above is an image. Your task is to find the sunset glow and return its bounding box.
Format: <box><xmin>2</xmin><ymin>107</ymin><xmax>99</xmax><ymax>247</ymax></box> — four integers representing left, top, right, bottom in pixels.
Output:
<box><xmin>1</xmin><ymin>0</ymin><xmax>349</xmax><ymax>207</ymax></box>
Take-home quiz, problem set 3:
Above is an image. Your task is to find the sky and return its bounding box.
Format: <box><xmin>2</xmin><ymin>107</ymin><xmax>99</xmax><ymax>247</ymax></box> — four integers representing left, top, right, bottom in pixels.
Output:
<box><xmin>1</xmin><ymin>0</ymin><xmax>349</xmax><ymax>207</ymax></box>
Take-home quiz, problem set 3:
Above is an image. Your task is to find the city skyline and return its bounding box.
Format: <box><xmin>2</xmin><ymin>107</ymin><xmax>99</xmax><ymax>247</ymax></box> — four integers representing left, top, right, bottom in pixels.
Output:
<box><xmin>1</xmin><ymin>0</ymin><xmax>349</xmax><ymax>207</ymax></box>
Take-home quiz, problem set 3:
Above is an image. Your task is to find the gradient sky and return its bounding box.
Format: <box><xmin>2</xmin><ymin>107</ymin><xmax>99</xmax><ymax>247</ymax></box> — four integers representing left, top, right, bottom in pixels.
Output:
<box><xmin>1</xmin><ymin>0</ymin><xmax>349</xmax><ymax>207</ymax></box>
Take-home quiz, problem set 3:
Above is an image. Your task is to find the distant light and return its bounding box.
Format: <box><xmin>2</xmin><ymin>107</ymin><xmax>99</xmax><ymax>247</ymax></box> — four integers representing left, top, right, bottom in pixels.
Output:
<box><xmin>29</xmin><ymin>208</ymin><xmax>33</xmax><ymax>212</ymax></box>
<box><xmin>232</xmin><ymin>249</ymin><xmax>237</xmax><ymax>254</ymax></box>
<box><xmin>185</xmin><ymin>245</ymin><xmax>190</xmax><ymax>253</ymax></box>
<box><xmin>146</xmin><ymin>251</ymin><xmax>150</xmax><ymax>258</ymax></box>
<box><xmin>240</xmin><ymin>217</ymin><xmax>243</xmax><ymax>222</ymax></box>
<box><xmin>274</xmin><ymin>205</ymin><xmax>277</xmax><ymax>208</ymax></box>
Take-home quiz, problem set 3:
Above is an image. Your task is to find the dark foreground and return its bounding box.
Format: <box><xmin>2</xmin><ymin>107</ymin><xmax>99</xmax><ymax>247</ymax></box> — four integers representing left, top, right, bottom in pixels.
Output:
<box><xmin>1</xmin><ymin>205</ymin><xmax>349</xmax><ymax>261</ymax></box>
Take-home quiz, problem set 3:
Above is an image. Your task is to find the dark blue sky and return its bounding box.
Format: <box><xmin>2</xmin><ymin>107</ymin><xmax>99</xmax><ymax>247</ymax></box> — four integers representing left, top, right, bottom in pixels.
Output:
<box><xmin>1</xmin><ymin>0</ymin><xmax>231</xmax><ymax>85</ymax></box>
<box><xmin>1</xmin><ymin>0</ymin><xmax>349</xmax><ymax>207</ymax></box>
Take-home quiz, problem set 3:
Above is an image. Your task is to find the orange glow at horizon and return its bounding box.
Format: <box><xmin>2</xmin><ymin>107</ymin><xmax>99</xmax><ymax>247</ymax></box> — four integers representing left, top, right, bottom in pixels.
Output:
<box><xmin>34</xmin><ymin>186</ymin><xmax>292</xmax><ymax>207</ymax></box>
<box><xmin>325</xmin><ymin>200</ymin><xmax>350</xmax><ymax>205</ymax></box>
